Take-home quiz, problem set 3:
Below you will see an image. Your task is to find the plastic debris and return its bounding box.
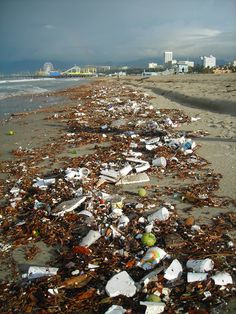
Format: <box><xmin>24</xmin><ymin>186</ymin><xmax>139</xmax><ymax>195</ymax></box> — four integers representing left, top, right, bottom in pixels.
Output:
<box><xmin>147</xmin><ymin>207</ymin><xmax>170</xmax><ymax>222</ymax></box>
<box><xmin>140</xmin><ymin>301</ymin><xmax>165</xmax><ymax>314</ymax></box>
<box><xmin>138</xmin><ymin>247</ymin><xmax>167</xmax><ymax>270</ymax></box>
<box><xmin>186</xmin><ymin>258</ymin><xmax>214</xmax><ymax>272</ymax></box>
<box><xmin>211</xmin><ymin>272</ymin><xmax>233</xmax><ymax>286</ymax></box>
<box><xmin>164</xmin><ymin>259</ymin><xmax>183</xmax><ymax>281</ymax></box>
<box><xmin>105</xmin><ymin>305</ymin><xmax>126</xmax><ymax>314</ymax></box>
<box><xmin>105</xmin><ymin>271</ymin><xmax>137</xmax><ymax>297</ymax></box>
<box><xmin>80</xmin><ymin>230</ymin><xmax>101</xmax><ymax>247</ymax></box>
<box><xmin>24</xmin><ymin>266</ymin><xmax>58</xmax><ymax>280</ymax></box>
<box><xmin>187</xmin><ymin>272</ymin><xmax>208</xmax><ymax>282</ymax></box>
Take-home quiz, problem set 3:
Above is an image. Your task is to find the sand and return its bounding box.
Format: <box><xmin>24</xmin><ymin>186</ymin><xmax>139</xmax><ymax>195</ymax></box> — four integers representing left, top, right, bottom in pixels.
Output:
<box><xmin>121</xmin><ymin>73</ymin><xmax>236</xmax><ymax>200</ymax></box>
<box><xmin>0</xmin><ymin>74</ymin><xmax>236</xmax><ymax>312</ymax></box>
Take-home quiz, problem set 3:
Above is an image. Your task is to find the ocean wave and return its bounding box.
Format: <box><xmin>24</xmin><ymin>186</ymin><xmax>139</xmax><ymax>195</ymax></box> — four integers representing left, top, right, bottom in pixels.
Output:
<box><xmin>0</xmin><ymin>78</ymin><xmax>56</xmax><ymax>84</ymax></box>
<box><xmin>0</xmin><ymin>87</ymin><xmax>49</xmax><ymax>100</ymax></box>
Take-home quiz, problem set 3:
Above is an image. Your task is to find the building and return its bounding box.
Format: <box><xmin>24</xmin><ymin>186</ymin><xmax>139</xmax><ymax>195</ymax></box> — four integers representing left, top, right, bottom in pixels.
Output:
<box><xmin>175</xmin><ymin>62</ymin><xmax>189</xmax><ymax>73</ymax></box>
<box><xmin>178</xmin><ymin>61</ymin><xmax>194</xmax><ymax>67</ymax></box>
<box><xmin>232</xmin><ymin>61</ymin><xmax>236</xmax><ymax>67</ymax></box>
<box><xmin>201</xmin><ymin>55</ymin><xmax>216</xmax><ymax>68</ymax></box>
<box><xmin>43</xmin><ymin>62</ymin><xmax>54</xmax><ymax>74</ymax></box>
<box><xmin>164</xmin><ymin>51</ymin><xmax>173</xmax><ymax>63</ymax></box>
<box><xmin>148</xmin><ymin>63</ymin><xmax>158</xmax><ymax>69</ymax></box>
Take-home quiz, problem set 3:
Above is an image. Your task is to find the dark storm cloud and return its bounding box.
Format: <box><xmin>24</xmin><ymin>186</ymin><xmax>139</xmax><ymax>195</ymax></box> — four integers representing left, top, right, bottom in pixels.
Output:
<box><xmin>0</xmin><ymin>0</ymin><xmax>235</xmax><ymax>64</ymax></box>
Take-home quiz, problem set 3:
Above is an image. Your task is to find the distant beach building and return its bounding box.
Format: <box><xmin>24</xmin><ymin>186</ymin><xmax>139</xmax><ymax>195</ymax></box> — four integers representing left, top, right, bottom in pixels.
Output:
<box><xmin>148</xmin><ymin>62</ymin><xmax>158</xmax><ymax>69</ymax></box>
<box><xmin>164</xmin><ymin>51</ymin><xmax>173</xmax><ymax>63</ymax></box>
<box><xmin>201</xmin><ymin>55</ymin><xmax>216</xmax><ymax>68</ymax></box>
<box><xmin>43</xmin><ymin>62</ymin><xmax>54</xmax><ymax>74</ymax></box>
<box><xmin>178</xmin><ymin>61</ymin><xmax>194</xmax><ymax>67</ymax></box>
<box><xmin>232</xmin><ymin>61</ymin><xmax>236</xmax><ymax>67</ymax></box>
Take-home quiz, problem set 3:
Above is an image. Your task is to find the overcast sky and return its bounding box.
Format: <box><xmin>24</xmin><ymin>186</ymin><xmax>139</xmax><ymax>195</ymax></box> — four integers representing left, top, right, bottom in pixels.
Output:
<box><xmin>0</xmin><ymin>0</ymin><xmax>236</xmax><ymax>65</ymax></box>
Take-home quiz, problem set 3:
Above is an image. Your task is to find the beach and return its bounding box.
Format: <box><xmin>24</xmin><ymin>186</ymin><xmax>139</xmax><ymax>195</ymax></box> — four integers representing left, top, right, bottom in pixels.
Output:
<box><xmin>0</xmin><ymin>74</ymin><xmax>236</xmax><ymax>313</ymax></box>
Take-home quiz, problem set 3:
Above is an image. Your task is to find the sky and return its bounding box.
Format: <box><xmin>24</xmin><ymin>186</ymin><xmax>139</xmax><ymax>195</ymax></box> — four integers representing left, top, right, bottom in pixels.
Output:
<box><xmin>0</xmin><ymin>0</ymin><xmax>236</xmax><ymax>69</ymax></box>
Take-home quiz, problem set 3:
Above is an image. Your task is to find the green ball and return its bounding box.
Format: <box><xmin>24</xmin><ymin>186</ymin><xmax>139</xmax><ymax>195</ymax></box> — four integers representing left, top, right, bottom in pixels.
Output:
<box><xmin>146</xmin><ymin>294</ymin><xmax>161</xmax><ymax>302</ymax></box>
<box><xmin>138</xmin><ymin>187</ymin><xmax>147</xmax><ymax>197</ymax></box>
<box><xmin>8</xmin><ymin>130</ymin><xmax>14</xmax><ymax>135</ymax></box>
<box><xmin>141</xmin><ymin>232</ymin><xmax>156</xmax><ymax>246</ymax></box>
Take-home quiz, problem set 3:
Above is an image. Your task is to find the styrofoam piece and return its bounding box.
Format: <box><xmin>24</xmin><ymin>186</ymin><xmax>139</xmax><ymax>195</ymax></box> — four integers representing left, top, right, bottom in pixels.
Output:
<box><xmin>139</xmin><ymin>266</ymin><xmax>165</xmax><ymax>284</ymax></box>
<box><xmin>116</xmin><ymin>173</ymin><xmax>150</xmax><ymax>185</ymax></box>
<box><xmin>33</xmin><ymin>178</ymin><xmax>55</xmax><ymax>190</ymax></box>
<box><xmin>140</xmin><ymin>301</ymin><xmax>165</xmax><ymax>314</ymax></box>
<box><xmin>211</xmin><ymin>272</ymin><xmax>233</xmax><ymax>286</ymax></box>
<box><xmin>186</xmin><ymin>258</ymin><xmax>214</xmax><ymax>273</ymax></box>
<box><xmin>10</xmin><ymin>187</ymin><xmax>20</xmax><ymax>195</ymax></box>
<box><xmin>145</xmin><ymin>223</ymin><xmax>154</xmax><ymax>233</ymax></box>
<box><xmin>66</xmin><ymin>168</ymin><xmax>89</xmax><ymax>181</ymax></box>
<box><xmin>146</xmin><ymin>144</ymin><xmax>157</xmax><ymax>151</ymax></box>
<box><xmin>152</xmin><ymin>157</ymin><xmax>167</xmax><ymax>168</ymax></box>
<box><xmin>135</xmin><ymin>162</ymin><xmax>150</xmax><ymax>173</ymax></box>
<box><xmin>118</xmin><ymin>215</ymin><xmax>130</xmax><ymax>228</ymax></box>
<box><xmin>53</xmin><ymin>196</ymin><xmax>86</xmax><ymax>216</ymax></box>
<box><xmin>139</xmin><ymin>247</ymin><xmax>167</xmax><ymax>270</ymax></box>
<box><xmin>99</xmin><ymin>175</ymin><xmax>118</xmax><ymax>183</ymax></box>
<box><xmin>105</xmin><ymin>305</ymin><xmax>126</xmax><ymax>314</ymax></box>
<box><xmin>147</xmin><ymin>207</ymin><xmax>170</xmax><ymax>222</ymax></box>
<box><xmin>27</xmin><ymin>266</ymin><xmax>58</xmax><ymax>279</ymax></box>
<box><xmin>78</xmin><ymin>210</ymin><xmax>93</xmax><ymax>217</ymax></box>
<box><xmin>145</xmin><ymin>137</ymin><xmax>160</xmax><ymax>145</ymax></box>
<box><xmin>80</xmin><ymin>230</ymin><xmax>101</xmax><ymax>247</ymax></box>
<box><xmin>125</xmin><ymin>157</ymin><xmax>147</xmax><ymax>164</ymax></box>
<box><xmin>119</xmin><ymin>164</ymin><xmax>133</xmax><ymax>177</ymax></box>
<box><xmin>105</xmin><ymin>271</ymin><xmax>137</xmax><ymax>297</ymax></box>
<box><xmin>100</xmin><ymin>169</ymin><xmax>120</xmax><ymax>180</ymax></box>
<box><xmin>187</xmin><ymin>272</ymin><xmax>208</xmax><ymax>282</ymax></box>
<box><xmin>164</xmin><ymin>259</ymin><xmax>183</xmax><ymax>281</ymax></box>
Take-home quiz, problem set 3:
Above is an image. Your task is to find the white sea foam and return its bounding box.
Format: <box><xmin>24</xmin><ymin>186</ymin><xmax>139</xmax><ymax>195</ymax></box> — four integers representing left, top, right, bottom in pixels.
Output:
<box><xmin>0</xmin><ymin>78</ymin><xmax>55</xmax><ymax>84</ymax></box>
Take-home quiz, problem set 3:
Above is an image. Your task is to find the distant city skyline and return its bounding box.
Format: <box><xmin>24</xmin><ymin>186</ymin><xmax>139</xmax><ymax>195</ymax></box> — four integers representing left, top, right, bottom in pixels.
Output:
<box><xmin>0</xmin><ymin>0</ymin><xmax>236</xmax><ymax>73</ymax></box>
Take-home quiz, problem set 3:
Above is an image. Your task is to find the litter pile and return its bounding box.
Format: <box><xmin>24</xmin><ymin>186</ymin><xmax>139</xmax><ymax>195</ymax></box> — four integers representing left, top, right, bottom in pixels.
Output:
<box><xmin>0</xmin><ymin>80</ymin><xmax>235</xmax><ymax>313</ymax></box>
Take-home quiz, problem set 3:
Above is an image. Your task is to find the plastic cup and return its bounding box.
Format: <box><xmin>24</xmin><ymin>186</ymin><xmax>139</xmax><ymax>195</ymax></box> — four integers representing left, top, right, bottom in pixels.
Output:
<box><xmin>152</xmin><ymin>157</ymin><xmax>167</xmax><ymax>168</ymax></box>
<box><xmin>186</xmin><ymin>258</ymin><xmax>214</xmax><ymax>272</ymax></box>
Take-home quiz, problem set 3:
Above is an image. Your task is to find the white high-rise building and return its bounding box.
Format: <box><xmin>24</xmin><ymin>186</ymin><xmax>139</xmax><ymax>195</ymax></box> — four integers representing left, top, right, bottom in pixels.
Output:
<box><xmin>164</xmin><ymin>51</ymin><xmax>173</xmax><ymax>63</ymax></box>
<box><xmin>202</xmin><ymin>55</ymin><xmax>216</xmax><ymax>68</ymax></box>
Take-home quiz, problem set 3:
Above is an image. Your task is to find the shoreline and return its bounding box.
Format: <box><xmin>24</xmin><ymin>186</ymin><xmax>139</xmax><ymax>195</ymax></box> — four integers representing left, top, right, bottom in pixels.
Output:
<box><xmin>0</xmin><ymin>76</ymin><xmax>235</xmax><ymax>313</ymax></box>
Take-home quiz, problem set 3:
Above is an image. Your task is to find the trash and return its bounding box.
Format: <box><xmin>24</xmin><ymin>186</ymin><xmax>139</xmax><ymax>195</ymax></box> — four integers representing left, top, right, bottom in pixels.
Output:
<box><xmin>187</xmin><ymin>272</ymin><xmax>208</xmax><ymax>282</ymax></box>
<box><xmin>152</xmin><ymin>157</ymin><xmax>167</xmax><ymax>168</ymax></box>
<box><xmin>24</xmin><ymin>266</ymin><xmax>58</xmax><ymax>280</ymax></box>
<box><xmin>141</xmin><ymin>233</ymin><xmax>157</xmax><ymax>247</ymax></box>
<box><xmin>211</xmin><ymin>272</ymin><xmax>233</xmax><ymax>286</ymax></box>
<box><xmin>138</xmin><ymin>247</ymin><xmax>167</xmax><ymax>270</ymax></box>
<box><xmin>116</xmin><ymin>173</ymin><xmax>150</xmax><ymax>185</ymax></box>
<box><xmin>147</xmin><ymin>207</ymin><xmax>170</xmax><ymax>222</ymax></box>
<box><xmin>32</xmin><ymin>177</ymin><xmax>55</xmax><ymax>190</ymax></box>
<box><xmin>118</xmin><ymin>215</ymin><xmax>130</xmax><ymax>228</ymax></box>
<box><xmin>53</xmin><ymin>196</ymin><xmax>87</xmax><ymax>216</ymax></box>
<box><xmin>164</xmin><ymin>259</ymin><xmax>183</xmax><ymax>281</ymax></box>
<box><xmin>7</xmin><ymin>130</ymin><xmax>15</xmax><ymax>135</ymax></box>
<box><xmin>65</xmin><ymin>167</ymin><xmax>90</xmax><ymax>181</ymax></box>
<box><xmin>140</xmin><ymin>301</ymin><xmax>165</xmax><ymax>314</ymax></box>
<box><xmin>80</xmin><ymin>230</ymin><xmax>101</xmax><ymax>247</ymax></box>
<box><xmin>186</xmin><ymin>258</ymin><xmax>214</xmax><ymax>272</ymax></box>
<box><xmin>105</xmin><ymin>305</ymin><xmax>126</xmax><ymax>314</ymax></box>
<box><xmin>105</xmin><ymin>271</ymin><xmax>137</xmax><ymax>297</ymax></box>
<box><xmin>138</xmin><ymin>187</ymin><xmax>147</xmax><ymax>197</ymax></box>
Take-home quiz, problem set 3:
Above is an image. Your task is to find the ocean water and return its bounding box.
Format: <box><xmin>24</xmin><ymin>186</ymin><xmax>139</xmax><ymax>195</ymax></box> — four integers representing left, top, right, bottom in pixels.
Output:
<box><xmin>0</xmin><ymin>77</ymin><xmax>88</xmax><ymax>119</ymax></box>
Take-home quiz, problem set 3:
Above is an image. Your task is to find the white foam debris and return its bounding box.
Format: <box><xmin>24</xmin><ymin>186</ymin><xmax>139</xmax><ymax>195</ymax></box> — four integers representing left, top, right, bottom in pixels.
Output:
<box><xmin>105</xmin><ymin>271</ymin><xmax>137</xmax><ymax>297</ymax></box>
